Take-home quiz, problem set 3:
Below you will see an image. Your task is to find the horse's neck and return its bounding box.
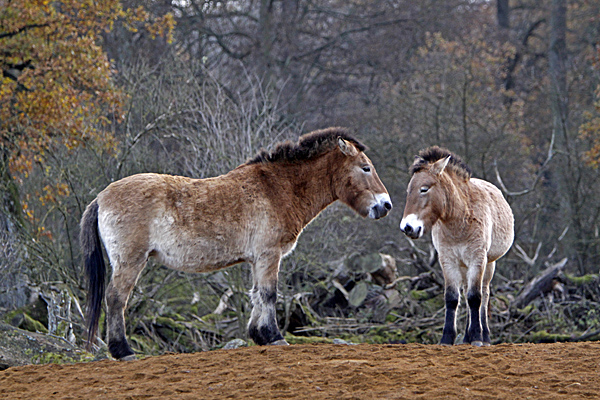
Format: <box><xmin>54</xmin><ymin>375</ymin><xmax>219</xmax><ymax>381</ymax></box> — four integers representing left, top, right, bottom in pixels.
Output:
<box><xmin>441</xmin><ymin>177</ymin><xmax>472</xmax><ymax>226</ymax></box>
<box><xmin>293</xmin><ymin>158</ymin><xmax>338</xmax><ymax>224</ymax></box>
<box><xmin>265</xmin><ymin>157</ymin><xmax>337</xmax><ymax>226</ymax></box>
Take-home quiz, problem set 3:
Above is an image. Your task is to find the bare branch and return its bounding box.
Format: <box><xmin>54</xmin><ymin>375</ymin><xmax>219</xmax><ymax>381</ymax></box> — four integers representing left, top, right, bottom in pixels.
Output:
<box><xmin>494</xmin><ymin>126</ymin><xmax>556</xmax><ymax>197</ymax></box>
<box><xmin>513</xmin><ymin>242</ymin><xmax>542</xmax><ymax>267</ymax></box>
<box><xmin>0</xmin><ymin>23</ymin><xmax>48</xmax><ymax>40</ymax></box>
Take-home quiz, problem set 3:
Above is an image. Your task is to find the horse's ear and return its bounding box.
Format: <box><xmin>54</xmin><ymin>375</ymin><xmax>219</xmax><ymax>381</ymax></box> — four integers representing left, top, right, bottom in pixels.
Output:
<box><xmin>338</xmin><ymin>137</ymin><xmax>358</xmax><ymax>156</ymax></box>
<box><xmin>431</xmin><ymin>155</ymin><xmax>451</xmax><ymax>175</ymax></box>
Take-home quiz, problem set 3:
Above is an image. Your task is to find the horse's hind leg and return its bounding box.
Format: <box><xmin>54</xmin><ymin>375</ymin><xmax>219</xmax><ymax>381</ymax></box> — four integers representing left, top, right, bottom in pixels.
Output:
<box><xmin>480</xmin><ymin>261</ymin><xmax>495</xmax><ymax>345</ymax></box>
<box><xmin>248</xmin><ymin>253</ymin><xmax>287</xmax><ymax>346</ymax></box>
<box><xmin>462</xmin><ymin>285</ymin><xmax>471</xmax><ymax>344</ymax></box>
<box><xmin>106</xmin><ymin>258</ymin><xmax>147</xmax><ymax>360</ymax></box>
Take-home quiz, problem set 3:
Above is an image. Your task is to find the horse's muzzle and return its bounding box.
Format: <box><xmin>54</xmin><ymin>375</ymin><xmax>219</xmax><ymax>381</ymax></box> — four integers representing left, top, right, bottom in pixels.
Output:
<box><xmin>400</xmin><ymin>214</ymin><xmax>424</xmax><ymax>239</ymax></box>
<box><xmin>401</xmin><ymin>224</ymin><xmax>422</xmax><ymax>239</ymax></box>
<box><xmin>369</xmin><ymin>195</ymin><xmax>393</xmax><ymax>219</ymax></box>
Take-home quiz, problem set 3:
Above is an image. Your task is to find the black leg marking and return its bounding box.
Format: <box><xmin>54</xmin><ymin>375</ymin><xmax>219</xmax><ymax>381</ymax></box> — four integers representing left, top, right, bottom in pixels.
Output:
<box><xmin>440</xmin><ymin>287</ymin><xmax>459</xmax><ymax>345</ymax></box>
<box><xmin>259</xmin><ymin>287</ymin><xmax>277</xmax><ymax>305</ymax></box>
<box><xmin>248</xmin><ymin>320</ymin><xmax>284</xmax><ymax>346</ymax></box>
<box><xmin>108</xmin><ymin>338</ymin><xmax>135</xmax><ymax>360</ymax></box>
<box><xmin>467</xmin><ymin>290</ymin><xmax>483</xmax><ymax>344</ymax></box>
<box><xmin>248</xmin><ymin>286</ymin><xmax>284</xmax><ymax>345</ymax></box>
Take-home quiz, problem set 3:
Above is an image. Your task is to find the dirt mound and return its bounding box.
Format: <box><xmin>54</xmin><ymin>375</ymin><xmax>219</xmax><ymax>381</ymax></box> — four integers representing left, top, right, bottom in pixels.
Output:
<box><xmin>1</xmin><ymin>341</ymin><xmax>599</xmax><ymax>399</ymax></box>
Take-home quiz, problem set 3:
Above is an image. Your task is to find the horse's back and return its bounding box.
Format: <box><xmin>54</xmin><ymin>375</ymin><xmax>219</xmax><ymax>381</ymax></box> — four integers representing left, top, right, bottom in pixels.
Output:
<box><xmin>94</xmin><ymin>171</ymin><xmax>273</xmax><ymax>272</ymax></box>
<box><xmin>470</xmin><ymin>178</ymin><xmax>514</xmax><ymax>261</ymax></box>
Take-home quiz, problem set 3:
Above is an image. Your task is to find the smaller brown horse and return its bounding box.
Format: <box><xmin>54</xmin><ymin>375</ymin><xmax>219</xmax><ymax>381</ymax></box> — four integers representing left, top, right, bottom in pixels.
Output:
<box><xmin>81</xmin><ymin>127</ymin><xmax>392</xmax><ymax>360</ymax></box>
<box><xmin>400</xmin><ymin>146</ymin><xmax>514</xmax><ymax>346</ymax></box>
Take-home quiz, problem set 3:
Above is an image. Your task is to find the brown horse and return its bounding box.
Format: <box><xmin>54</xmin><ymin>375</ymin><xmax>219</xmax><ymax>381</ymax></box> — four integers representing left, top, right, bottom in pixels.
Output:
<box><xmin>400</xmin><ymin>146</ymin><xmax>513</xmax><ymax>346</ymax></box>
<box><xmin>81</xmin><ymin>127</ymin><xmax>392</xmax><ymax>360</ymax></box>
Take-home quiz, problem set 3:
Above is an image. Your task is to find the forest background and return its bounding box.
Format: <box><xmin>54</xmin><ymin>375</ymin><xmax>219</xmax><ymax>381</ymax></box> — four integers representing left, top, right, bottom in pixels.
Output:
<box><xmin>1</xmin><ymin>0</ymin><xmax>600</xmax><ymax>360</ymax></box>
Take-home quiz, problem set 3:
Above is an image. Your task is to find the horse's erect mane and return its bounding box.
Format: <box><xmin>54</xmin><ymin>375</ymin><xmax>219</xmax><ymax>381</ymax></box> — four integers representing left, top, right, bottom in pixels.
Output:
<box><xmin>246</xmin><ymin>127</ymin><xmax>366</xmax><ymax>165</ymax></box>
<box><xmin>410</xmin><ymin>146</ymin><xmax>472</xmax><ymax>180</ymax></box>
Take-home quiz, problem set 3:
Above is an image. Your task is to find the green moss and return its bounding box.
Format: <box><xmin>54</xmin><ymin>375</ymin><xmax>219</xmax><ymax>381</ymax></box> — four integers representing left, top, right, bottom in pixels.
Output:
<box><xmin>517</xmin><ymin>304</ymin><xmax>535</xmax><ymax>314</ymax></box>
<box><xmin>130</xmin><ymin>334</ymin><xmax>157</xmax><ymax>354</ymax></box>
<box><xmin>329</xmin><ymin>326</ymin><xmax>421</xmax><ymax>345</ymax></box>
<box><xmin>19</xmin><ymin>313</ymin><xmax>48</xmax><ymax>334</ymax></box>
<box><xmin>200</xmin><ymin>313</ymin><xmax>226</xmax><ymax>324</ymax></box>
<box><xmin>565</xmin><ymin>273</ymin><xmax>598</xmax><ymax>286</ymax></box>
<box><xmin>31</xmin><ymin>350</ymin><xmax>95</xmax><ymax>365</ymax></box>
<box><xmin>409</xmin><ymin>289</ymin><xmax>433</xmax><ymax>301</ymax></box>
<box><xmin>423</xmin><ymin>295</ymin><xmax>444</xmax><ymax>312</ymax></box>
<box><xmin>385</xmin><ymin>314</ymin><xmax>398</xmax><ymax>323</ymax></box>
<box><xmin>528</xmin><ymin>330</ymin><xmax>572</xmax><ymax>343</ymax></box>
<box><xmin>153</xmin><ymin>316</ymin><xmax>188</xmax><ymax>343</ymax></box>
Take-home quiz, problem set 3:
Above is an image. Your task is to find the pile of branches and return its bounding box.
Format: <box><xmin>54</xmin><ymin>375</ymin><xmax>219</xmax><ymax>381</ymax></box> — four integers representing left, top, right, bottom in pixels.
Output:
<box><xmin>3</xmin><ymin>246</ymin><xmax>599</xmax><ymax>359</ymax></box>
<box><xmin>285</xmin><ymin>243</ymin><xmax>600</xmax><ymax>345</ymax></box>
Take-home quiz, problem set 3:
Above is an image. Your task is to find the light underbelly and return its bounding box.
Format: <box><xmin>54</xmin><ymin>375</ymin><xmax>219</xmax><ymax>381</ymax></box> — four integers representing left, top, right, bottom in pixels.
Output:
<box><xmin>150</xmin><ymin>232</ymin><xmax>248</xmax><ymax>273</ymax></box>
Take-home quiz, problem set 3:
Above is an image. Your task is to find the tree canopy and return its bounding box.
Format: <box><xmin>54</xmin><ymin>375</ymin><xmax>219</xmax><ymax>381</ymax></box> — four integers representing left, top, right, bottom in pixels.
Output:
<box><xmin>0</xmin><ymin>0</ymin><xmax>173</xmax><ymax>179</ymax></box>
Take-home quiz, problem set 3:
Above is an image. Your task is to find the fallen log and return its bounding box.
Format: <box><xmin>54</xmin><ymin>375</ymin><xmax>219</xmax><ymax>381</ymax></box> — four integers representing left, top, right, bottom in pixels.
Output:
<box><xmin>512</xmin><ymin>258</ymin><xmax>568</xmax><ymax>309</ymax></box>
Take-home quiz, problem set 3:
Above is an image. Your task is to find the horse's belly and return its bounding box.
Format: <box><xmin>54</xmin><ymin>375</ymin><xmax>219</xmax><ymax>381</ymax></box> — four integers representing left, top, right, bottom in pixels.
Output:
<box><xmin>153</xmin><ymin>244</ymin><xmax>247</xmax><ymax>272</ymax></box>
<box><xmin>488</xmin><ymin>221</ymin><xmax>514</xmax><ymax>262</ymax></box>
<box><xmin>487</xmin><ymin>238</ymin><xmax>512</xmax><ymax>263</ymax></box>
<box><xmin>150</xmin><ymin>229</ymin><xmax>248</xmax><ymax>273</ymax></box>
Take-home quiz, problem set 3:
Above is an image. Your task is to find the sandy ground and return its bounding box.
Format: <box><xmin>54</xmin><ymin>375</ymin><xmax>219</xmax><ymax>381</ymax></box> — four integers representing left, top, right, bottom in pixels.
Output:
<box><xmin>1</xmin><ymin>341</ymin><xmax>599</xmax><ymax>399</ymax></box>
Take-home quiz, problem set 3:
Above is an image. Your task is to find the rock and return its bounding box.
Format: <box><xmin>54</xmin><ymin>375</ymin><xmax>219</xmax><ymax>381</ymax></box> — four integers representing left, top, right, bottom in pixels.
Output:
<box><xmin>0</xmin><ymin>322</ymin><xmax>97</xmax><ymax>370</ymax></box>
<box><xmin>332</xmin><ymin>338</ymin><xmax>357</xmax><ymax>345</ymax></box>
<box><xmin>222</xmin><ymin>339</ymin><xmax>247</xmax><ymax>350</ymax></box>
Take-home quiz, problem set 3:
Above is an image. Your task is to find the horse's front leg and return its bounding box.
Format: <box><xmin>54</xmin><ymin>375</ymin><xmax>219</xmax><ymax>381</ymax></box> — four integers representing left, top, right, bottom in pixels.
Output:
<box><xmin>440</xmin><ymin>261</ymin><xmax>461</xmax><ymax>345</ymax></box>
<box><xmin>248</xmin><ymin>252</ymin><xmax>288</xmax><ymax>346</ymax></box>
<box><xmin>465</xmin><ymin>258</ymin><xmax>486</xmax><ymax>346</ymax></box>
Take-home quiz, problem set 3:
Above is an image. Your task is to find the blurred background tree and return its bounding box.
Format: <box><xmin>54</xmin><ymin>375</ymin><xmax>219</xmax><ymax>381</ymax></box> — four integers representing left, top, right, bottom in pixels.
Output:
<box><xmin>2</xmin><ymin>0</ymin><xmax>600</xmax><ymax>357</ymax></box>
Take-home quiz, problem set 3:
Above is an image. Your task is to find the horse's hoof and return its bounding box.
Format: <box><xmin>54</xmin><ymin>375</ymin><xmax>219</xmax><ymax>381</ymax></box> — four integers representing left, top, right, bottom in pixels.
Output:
<box><xmin>470</xmin><ymin>341</ymin><xmax>484</xmax><ymax>347</ymax></box>
<box><xmin>482</xmin><ymin>342</ymin><xmax>491</xmax><ymax>347</ymax></box>
<box><xmin>119</xmin><ymin>354</ymin><xmax>137</xmax><ymax>361</ymax></box>
<box><xmin>268</xmin><ymin>339</ymin><xmax>289</xmax><ymax>346</ymax></box>
<box><xmin>439</xmin><ymin>343</ymin><xmax>453</xmax><ymax>346</ymax></box>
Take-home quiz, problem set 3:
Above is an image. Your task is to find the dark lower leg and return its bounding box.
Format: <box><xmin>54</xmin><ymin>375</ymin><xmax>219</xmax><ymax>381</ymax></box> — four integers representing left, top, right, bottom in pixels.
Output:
<box><xmin>106</xmin><ymin>284</ymin><xmax>135</xmax><ymax>360</ymax></box>
<box><xmin>247</xmin><ymin>286</ymin><xmax>284</xmax><ymax>345</ymax></box>
<box><xmin>466</xmin><ymin>290</ymin><xmax>483</xmax><ymax>345</ymax></box>
<box><xmin>440</xmin><ymin>287</ymin><xmax>459</xmax><ymax>345</ymax></box>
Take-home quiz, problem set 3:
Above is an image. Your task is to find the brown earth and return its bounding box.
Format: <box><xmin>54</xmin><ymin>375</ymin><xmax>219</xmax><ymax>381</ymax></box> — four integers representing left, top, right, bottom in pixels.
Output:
<box><xmin>1</xmin><ymin>341</ymin><xmax>599</xmax><ymax>399</ymax></box>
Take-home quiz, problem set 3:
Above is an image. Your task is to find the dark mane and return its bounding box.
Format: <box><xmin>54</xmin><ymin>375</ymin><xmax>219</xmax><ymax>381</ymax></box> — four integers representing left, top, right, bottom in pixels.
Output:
<box><xmin>410</xmin><ymin>146</ymin><xmax>472</xmax><ymax>180</ymax></box>
<box><xmin>246</xmin><ymin>127</ymin><xmax>366</xmax><ymax>165</ymax></box>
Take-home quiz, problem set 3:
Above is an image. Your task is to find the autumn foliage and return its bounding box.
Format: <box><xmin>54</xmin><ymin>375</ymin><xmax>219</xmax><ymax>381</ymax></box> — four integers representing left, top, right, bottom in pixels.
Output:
<box><xmin>0</xmin><ymin>0</ymin><xmax>174</xmax><ymax>179</ymax></box>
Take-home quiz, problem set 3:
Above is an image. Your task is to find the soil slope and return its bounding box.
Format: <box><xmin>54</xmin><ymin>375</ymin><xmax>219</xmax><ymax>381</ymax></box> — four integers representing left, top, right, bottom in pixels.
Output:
<box><xmin>1</xmin><ymin>342</ymin><xmax>599</xmax><ymax>399</ymax></box>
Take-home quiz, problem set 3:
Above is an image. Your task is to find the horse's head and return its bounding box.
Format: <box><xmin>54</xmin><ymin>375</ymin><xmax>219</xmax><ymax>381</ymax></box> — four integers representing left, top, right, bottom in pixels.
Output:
<box><xmin>334</xmin><ymin>137</ymin><xmax>392</xmax><ymax>219</ymax></box>
<box><xmin>400</xmin><ymin>154</ymin><xmax>451</xmax><ymax>239</ymax></box>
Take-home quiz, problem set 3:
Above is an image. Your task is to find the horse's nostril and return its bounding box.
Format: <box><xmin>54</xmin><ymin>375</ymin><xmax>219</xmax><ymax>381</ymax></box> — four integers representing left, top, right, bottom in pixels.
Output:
<box><xmin>384</xmin><ymin>202</ymin><xmax>392</xmax><ymax>211</ymax></box>
<box><xmin>404</xmin><ymin>224</ymin><xmax>412</xmax><ymax>234</ymax></box>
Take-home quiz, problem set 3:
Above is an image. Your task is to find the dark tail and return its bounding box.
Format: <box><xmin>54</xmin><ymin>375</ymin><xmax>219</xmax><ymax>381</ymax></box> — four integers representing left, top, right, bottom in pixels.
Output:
<box><xmin>80</xmin><ymin>199</ymin><xmax>105</xmax><ymax>351</ymax></box>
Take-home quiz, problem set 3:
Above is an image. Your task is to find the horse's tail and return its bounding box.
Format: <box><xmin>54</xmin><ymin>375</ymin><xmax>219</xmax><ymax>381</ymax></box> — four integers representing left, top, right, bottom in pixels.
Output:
<box><xmin>80</xmin><ymin>198</ymin><xmax>105</xmax><ymax>351</ymax></box>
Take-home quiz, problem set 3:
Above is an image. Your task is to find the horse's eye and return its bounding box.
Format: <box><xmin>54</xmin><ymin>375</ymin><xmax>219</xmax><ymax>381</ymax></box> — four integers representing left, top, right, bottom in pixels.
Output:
<box><xmin>362</xmin><ymin>166</ymin><xmax>371</xmax><ymax>173</ymax></box>
<box><xmin>420</xmin><ymin>186</ymin><xmax>429</xmax><ymax>193</ymax></box>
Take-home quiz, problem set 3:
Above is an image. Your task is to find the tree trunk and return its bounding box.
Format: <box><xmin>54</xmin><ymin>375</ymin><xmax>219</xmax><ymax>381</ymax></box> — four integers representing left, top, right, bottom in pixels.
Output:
<box><xmin>258</xmin><ymin>0</ymin><xmax>275</xmax><ymax>81</ymax></box>
<box><xmin>549</xmin><ymin>0</ymin><xmax>586</xmax><ymax>273</ymax></box>
<box><xmin>497</xmin><ymin>0</ymin><xmax>510</xmax><ymax>29</ymax></box>
<box><xmin>549</xmin><ymin>0</ymin><xmax>568</xmax><ymax>134</ymax></box>
<box><xmin>0</xmin><ymin>147</ymin><xmax>29</xmax><ymax>313</ymax></box>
